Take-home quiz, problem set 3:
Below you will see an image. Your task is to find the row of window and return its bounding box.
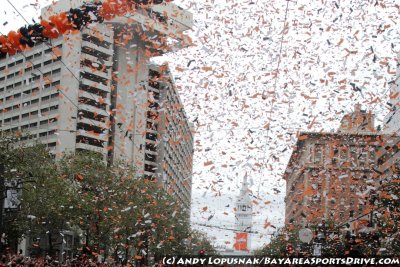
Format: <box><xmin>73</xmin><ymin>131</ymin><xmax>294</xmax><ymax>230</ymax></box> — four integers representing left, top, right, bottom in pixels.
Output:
<box><xmin>81</xmin><ymin>58</ymin><xmax>110</xmax><ymax>74</ymax></box>
<box><xmin>78</xmin><ymin>96</ymin><xmax>107</xmax><ymax>111</ymax></box>
<box><xmin>81</xmin><ymin>46</ymin><xmax>111</xmax><ymax>62</ymax></box>
<box><xmin>76</xmin><ymin>135</ymin><xmax>105</xmax><ymax>148</ymax></box>
<box><xmin>311</xmin><ymin>144</ymin><xmax>375</xmax><ymax>167</ymax></box>
<box><xmin>82</xmin><ymin>34</ymin><xmax>112</xmax><ymax>49</ymax></box>
<box><xmin>78</xmin><ymin>109</ymin><xmax>108</xmax><ymax>123</ymax></box>
<box><xmin>81</xmin><ymin>71</ymin><xmax>109</xmax><ymax>86</ymax></box>
<box><xmin>0</xmin><ymin>105</ymin><xmax>59</xmax><ymax>126</ymax></box>
<box><xmin>1</xmin><ymin>79</ymin><xmax>60</xmax><ymax>101</ymax></box>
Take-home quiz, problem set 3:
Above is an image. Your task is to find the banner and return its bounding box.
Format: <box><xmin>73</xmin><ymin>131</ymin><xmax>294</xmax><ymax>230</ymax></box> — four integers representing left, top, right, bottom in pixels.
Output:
<box><xmin>233</xmin><ymin>232</ymin><xmax>248</xmax><ymax>251</ymax></box>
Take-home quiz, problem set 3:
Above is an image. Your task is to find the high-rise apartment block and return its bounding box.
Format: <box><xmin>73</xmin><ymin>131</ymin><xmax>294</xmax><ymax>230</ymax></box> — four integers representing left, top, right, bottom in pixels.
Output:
<box><xmin>0</xmin><ymin>0</ymin><xmax>193</xmax><ymax>208</ymax></box>
<box><xmin>379</xmin><ymin>52</ymin><xmax>400</xmax><ymax>178</ymax></box>
<box><xmin>284</xmin><ymin>105</ymin><xmax>381</xmax><ymax>231</ymax></box>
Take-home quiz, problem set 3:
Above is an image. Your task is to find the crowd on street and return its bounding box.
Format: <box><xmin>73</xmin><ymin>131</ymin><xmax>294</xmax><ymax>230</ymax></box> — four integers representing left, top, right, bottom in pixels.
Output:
<box><xmin>0</xmin><ymin>251</ymin><xmax>145</xmax><ymax>267</ymax></box>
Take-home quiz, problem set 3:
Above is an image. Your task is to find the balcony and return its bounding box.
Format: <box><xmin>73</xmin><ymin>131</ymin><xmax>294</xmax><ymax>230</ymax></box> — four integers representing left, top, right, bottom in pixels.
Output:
<box><xmin>38</xmin><ymin>134</ymin><xmax>58</xmax><ymax>144</ymax></box>
<box><xmin>76</xmin><ymin>129</ymin><xmax>108</xmax><ymax>142</ymax></box>
<box><xmin>76</xmin><ymin>142</ymin><xmax>107</xmax><ymax>154</ymax></box>
<box><xmin>80</xmin><ymin>79</ymin><xmax>110</xmax><ymax>93</ymax></box>
<box><xmin>78</xmin><ymin>103</ymin><xmax>108</xmax><ymax>117</ymax></box>
<box><xmin>81</xmin><ymin>53</ymin><xmax>112</xmax><ymax>67</ymax></box>
<box><xmin>79</xmin><ymin>90</ymin><xmax>109</xmax><ymax>104</ymax></box>
<box><xmin>82</xmin><ymin>40</ymin><xmax>113</xmax><ymax>56</ymax></box>
<box><xmin>78</xmin><ymin>117</ymin><xmax>108</xmax><ymax>130</ymax></box>
<box><xmin>81</xmin><ymin>65</ymin><xmax>111</xmax><ymax>80</ymax></box>
<box><xmin>81</xmin><ymin>71</ymin><xmax>109</xmax><ymax>87</ymax></box>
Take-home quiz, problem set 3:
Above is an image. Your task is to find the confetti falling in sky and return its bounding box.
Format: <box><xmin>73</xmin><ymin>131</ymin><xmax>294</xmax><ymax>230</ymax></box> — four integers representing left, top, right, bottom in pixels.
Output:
<box><xmin>2</xmin><ymin>0</ymin><xmax>400</xmax><ymax>250</ymax></box>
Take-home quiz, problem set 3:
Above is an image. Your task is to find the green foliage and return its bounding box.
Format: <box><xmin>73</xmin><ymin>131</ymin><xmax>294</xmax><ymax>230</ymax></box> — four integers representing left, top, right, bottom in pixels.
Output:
<box><xmin>187</xmin><ymin>230</ymin><xmax>218</xmax><ymax>256</ymax></box>
<box><xmin>256</xmin><ymin>225</ymin><xmax>300</xmax><ymax>257</ymax></box>
<box><xmin>0</xmin><ymin>135</ymin><xmax>196</xmax><ymax>260</ymax></box>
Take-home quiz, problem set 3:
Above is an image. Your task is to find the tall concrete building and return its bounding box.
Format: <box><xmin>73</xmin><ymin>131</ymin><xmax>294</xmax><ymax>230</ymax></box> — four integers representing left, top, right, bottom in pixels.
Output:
<box><xmin>383</xmin><ymin>52</ymin><xmax>400</xmax><ymax>133</ymax></box>
<box><xmin>0</xmin><ymin>0</ymin><xmax>193</xmax><ymax>208</ymax></box>
<box><xmin>378</xmin><ymin>52</ymin><xmax>400</xmax><ymax>177</ymax></box>
<box><xmin>284</xmin><ymin>105</ymin><xmax>381</xmax><ymax>232</ymax></box>
<box><xmin>148</xmin><ymin>64</ymin><xmax>194</xmax><ymax>210</ymax></box>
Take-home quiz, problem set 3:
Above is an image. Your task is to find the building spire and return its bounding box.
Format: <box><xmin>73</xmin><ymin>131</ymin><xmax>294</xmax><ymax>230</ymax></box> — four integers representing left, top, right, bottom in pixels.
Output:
<box><xmin>234</xmin><ymin>173</ymin><xmax>252</xmax><ymax>253</ymax></box>
<box><xmin>241</xmin><ymin>173</ymin><xmax>248</xmax><ymax>194</ymax></box>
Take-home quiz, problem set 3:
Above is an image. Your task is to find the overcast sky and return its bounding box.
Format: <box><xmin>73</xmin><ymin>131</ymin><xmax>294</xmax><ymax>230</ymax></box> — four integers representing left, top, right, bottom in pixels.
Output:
<box><xmin>1</xmin><ymin>0</ymin><xmax>400</xmax><ymax>250</ymax></box>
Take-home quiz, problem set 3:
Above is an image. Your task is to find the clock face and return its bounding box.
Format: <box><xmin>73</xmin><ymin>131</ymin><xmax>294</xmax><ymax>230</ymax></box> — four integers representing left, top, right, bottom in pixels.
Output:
<box><xmin>299</xmin><ymin>228</ymin><xmax>313</xmax><ymax>243</ymax></box>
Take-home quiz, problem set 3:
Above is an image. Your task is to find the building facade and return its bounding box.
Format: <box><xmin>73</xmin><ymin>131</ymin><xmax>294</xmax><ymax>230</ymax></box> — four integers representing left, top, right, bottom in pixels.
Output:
<box><xmin>0</xmin><ymin>0</ymin><xmax>193</xmax><ymax>208</ymax></box>
<box><xmin>284</xmin><ymin>105</ymin><xmax>381</xmax><ymax>231</ymax></box>
<box><xmin>378</xmin><ymin>52</ymin><xmax>400</xmax><ymax>179</ymax></box>
<box><xmin>382</xmin><ymin>51</ymin><xmax>400</xmax><ymax>133</ymax></box>
<box><xmin>148</xmin><ymin>64</ymin><xmax>194</xmax><ymax>210</ymax></box>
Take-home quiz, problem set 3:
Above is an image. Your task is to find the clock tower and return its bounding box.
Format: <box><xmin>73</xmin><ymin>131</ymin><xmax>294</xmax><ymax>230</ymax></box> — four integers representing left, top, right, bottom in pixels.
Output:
<box><xmin>234</xmin><ymin>175</ymin><xmax>252</xmax><ymax>252</ymax></box>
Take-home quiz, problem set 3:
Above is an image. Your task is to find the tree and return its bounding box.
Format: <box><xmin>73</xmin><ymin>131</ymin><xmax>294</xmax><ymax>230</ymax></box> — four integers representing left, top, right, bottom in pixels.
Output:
<box><xmin>0</xmin><ymin>135</ymin><xmax>80</xmax><ymax>255</ymax></box>
<box><xmin>58</xmin><ymin>150</ymin><xmax>194</xmax><ymax>262</ymax></box>
<box><xmin>0</xmin><ymin>135</ymin><xmax>194</xmax><ymax>262</ymax></box>
<box><xmin>186</xmin><ymin>230</ymin><xmax>218</xmax><ymax>256</ymax></box>
<box><xmin>255</xmin><ymin>225</ymin><xmax>300</xmax><ymax>257</ymax></box>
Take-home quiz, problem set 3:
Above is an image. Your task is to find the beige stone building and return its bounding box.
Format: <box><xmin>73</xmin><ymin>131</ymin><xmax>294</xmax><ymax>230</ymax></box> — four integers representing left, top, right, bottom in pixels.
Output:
<box><xmin>284</xmin><ymin>105</ymin><xmax>382</xmax><ymax>230</ymax></box>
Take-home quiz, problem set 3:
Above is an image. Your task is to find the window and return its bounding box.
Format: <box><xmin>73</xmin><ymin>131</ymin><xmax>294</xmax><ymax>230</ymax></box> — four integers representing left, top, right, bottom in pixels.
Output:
<box><xmin>49</xmin><ymin>105</ymin><xmax>59</xmax><ymax>111</ymax></box>
<box><xmin>146</xmin><ymin>121</ymin><xmax>158</xmax><ymax>131</ymax></box>
<box><xmin>145</xmin><ymin>164</ymin><xmax>156</xmax><ymax>173</ymax></box>
<box><xmin>145</xmin><ymin>142</ymin><xmax>157</xmax><ymax>152</ymax></box>
<box><xmin>146</xmin><ymin>132</ymin><xmax>157</xmax><ymax>141</ymax></box>
<box><xmin>314</xmin><ymin>144</ymin><xmax>323</xmax><ymax>164</ymax></box>
<box><xmin>82</xmin><ymin>34</ymin><xmax>112</xmax><ymax>49</ymax></box>
<box><xmin>81</xmin><ymin>46</ymin><xmax>110</xmax><ymax>61</ymax></box>
<box><xmin>52</xmin><ymin>68</ymin><xmax>61</xmax><ymax>75</ymax></box>
<box><xmin>358</xmin><ymin>148</ymin><xmax>368</xmax><ymax>167</ymax></box>
<box><xmin>145</xmin><ymin>153</ymin><xmax>157</xmax><ymax>162</ymax></box>
<box><xmin>80</xmin><ymin>71</ymin><xmax>108</xmax><ymax>86</ymax></box>
<box><xmin>48</xmin><ymin>142</ymin><xmax>57</xmax><ymax>148</ymax></box>
<box><xmin>340</xmin><ymin>147</ymin><xmax>348</xmax><ymax>163</ymax></box>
